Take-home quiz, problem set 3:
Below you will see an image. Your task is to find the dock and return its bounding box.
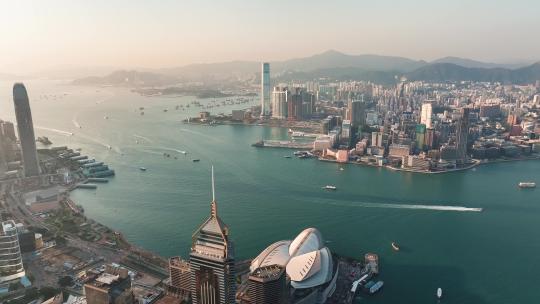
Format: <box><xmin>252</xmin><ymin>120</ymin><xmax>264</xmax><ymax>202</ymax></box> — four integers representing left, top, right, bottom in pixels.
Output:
<box><xmin>252</xmin><ymin>140</ymin><xmax>313</xmax><ymax>149</ymax></box>
<box><xmin>86</xmin><ymin>178</ymin><xmax>109</xmax><ymax>183</ymax></box>
<box><xmin>76</xmin><ymin>183</ymin><xmax>98</xmax><ymax>189</ymax></box>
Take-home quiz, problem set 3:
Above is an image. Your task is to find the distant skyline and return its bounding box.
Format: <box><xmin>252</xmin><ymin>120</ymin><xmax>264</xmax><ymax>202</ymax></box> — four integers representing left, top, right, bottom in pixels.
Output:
<box><xmin>1</xmin><ymin>0</ymin><xmax>539</xmax><ymax>74</ymax></box>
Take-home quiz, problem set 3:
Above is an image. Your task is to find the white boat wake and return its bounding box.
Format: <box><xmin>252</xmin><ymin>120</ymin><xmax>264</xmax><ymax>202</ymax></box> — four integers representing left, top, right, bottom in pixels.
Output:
<box><xmin>133</xmin><ymin>134</ymin><xmax>153</xmax><ymax>143</ymax></box>
<box><xmin>325</xmin><ymin>201</ymin><xmax>482</xmax><ymax>212</ymax></box>
<box><xmin>159</xmin><ymin>146</ymin><xmax>187</xmax><ymax>154</ymax></box>
<box><xmin>34</xmin><ymin>126</ymin><xmax>73</xmax><ymax>136</ymax></box>
<box><xmin>72</xmin><ymin>118</ymin><xmax>81</xmax><ymax>129</ymax></box>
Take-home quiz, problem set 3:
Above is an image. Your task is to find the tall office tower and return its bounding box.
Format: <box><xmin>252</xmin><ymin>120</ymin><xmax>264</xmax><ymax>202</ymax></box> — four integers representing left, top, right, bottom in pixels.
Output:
<box><xmin>168</xmin><ymin>257</ymin><xmax>192</xmax><ymax>298</ymax></box>
<box><xmin>425</xmin><ymin>128</ymin><xmax>435</xmax><ymax>150</ymax></box>
<box><xmin>455</xmin><ymin>108</ymin><xmax>470</xmax><ymax>164</ymax></box>
<box><xmin>84</xmin><ymin>264</ymin><xmax>134</xmax><ymax>304</ymax></box>
<box><xmin>271</xmin><ymin>87</ymin><xmax>289</xmax><ymax>119</ymax></box>
<box><xmin>260</xmin><ymin>63</ymin><xmax>271</xmax><ymax>117</ymax></box>
<box><xmin>190</xmin><ymin>168</ymin><xmax>236</xmax><ymax>304</ymax></box>
<box><xmin>0</xmin><ymin>221</ymin><xmax>25</xmax><ymax>283</ymax></box>
<box><xmin>301</xmin><ymin>91</ymin><xmax>315</xmax><ymax>118</ymax></box>
<box><xmin>288</xmin><ymin>88</ymin><xmax>303</xmax><ymax>121</ymax></box>
<box><xmin>420</xmin><ymin>102</ymin><xmax>433</xmax><ymax>129</ymax></box>
<box><xmin>415</xmin><ymin>124</ymin><xmax>426</xmax><ymax>151</ymax></box>
<box><xmin>371</xmin><ymin>131</ymin><xmax>383</xmax><ymax>147</ymax></box>
<box><xmin>13</xmin><ymin>83</ymin><xmax>40</xmax><ymax>177</ymax></box>
<box><xmin>349</xmin><ymin>100</ymin><xmax>367</xmax><ymax>128</ymax></box>
<box><xmin>241</xmin><ymin>265</ymin><xmax>287</xmax><ymax>304</ymax></box>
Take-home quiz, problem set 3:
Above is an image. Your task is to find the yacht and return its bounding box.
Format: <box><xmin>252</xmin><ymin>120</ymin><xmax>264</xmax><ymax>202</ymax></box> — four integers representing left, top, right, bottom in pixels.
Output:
<box><xmin>518</xmin><ymin>182</ymin><xmax>536</xmax><ymax>188</ymax></box>
<box><xmin>437</xmin><ymin>288</ymin><xmax>443</xmax><ymax>299</ymax></box>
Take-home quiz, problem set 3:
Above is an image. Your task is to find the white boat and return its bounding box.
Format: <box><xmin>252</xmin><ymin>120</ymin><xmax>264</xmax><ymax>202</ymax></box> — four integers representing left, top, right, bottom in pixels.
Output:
<box><xmin>437</xmin><ymin>288</ymin><xmax>443</xmax><ymax>299</ymax></box>
<box><xmin>518</xmin><ymin>182</ymin><xmax>536</xmax><ymax>188</ymax></box>
<box><xmin>391</xmin><ymin>242</ymin><xmax>400</xmax><ymax>251</ymax></box>
<box><xmin>322</xmin><ymin>185</ymin><xmax>337</xmax><ymax>190</ymax></box>
<box><xmin>139</xmin><ymin>167</ymin><xmax>146</xmax><ymax>171</ymax></box>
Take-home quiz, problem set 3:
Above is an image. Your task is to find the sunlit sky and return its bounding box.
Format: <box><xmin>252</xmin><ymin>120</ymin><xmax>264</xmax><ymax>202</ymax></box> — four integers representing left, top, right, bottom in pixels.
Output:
<box><xmin>1</xmin><ymin>0</ymin><xmax>539</xmax><ymax>73</ymax></box>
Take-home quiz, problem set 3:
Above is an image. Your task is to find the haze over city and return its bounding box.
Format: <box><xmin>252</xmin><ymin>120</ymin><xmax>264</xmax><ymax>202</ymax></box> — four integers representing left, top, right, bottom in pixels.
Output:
<box><xmin>1</xmin><ymin>0</ymin><xmax>540</xmax><ymax>74</ymax></box>
<box><xmin>1</xmin><ymin>1</ymin><xmax>540</xmax><ymax>304</ymax></box>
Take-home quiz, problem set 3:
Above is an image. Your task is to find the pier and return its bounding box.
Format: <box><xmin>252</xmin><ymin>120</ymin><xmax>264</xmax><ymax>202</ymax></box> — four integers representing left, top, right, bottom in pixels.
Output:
<box><xmin>252</xmin><ymin>140</ymin><xmax>313</xmax><ymax>149</ymax></box>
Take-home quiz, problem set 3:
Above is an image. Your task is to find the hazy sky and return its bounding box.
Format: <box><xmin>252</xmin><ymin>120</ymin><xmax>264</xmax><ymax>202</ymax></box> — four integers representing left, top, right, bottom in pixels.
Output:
<box><xmin>1</xmin><ymin>0</ymin><xmax>539</xmax><ymax>73</ymax></box>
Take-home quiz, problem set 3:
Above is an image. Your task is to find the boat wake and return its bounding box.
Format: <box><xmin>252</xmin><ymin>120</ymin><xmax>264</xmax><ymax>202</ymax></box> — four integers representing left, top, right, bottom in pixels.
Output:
<box><xmin>72</xmin><ymin>118</ymin><xmax>81</xmax><ymax>129</ymax></box>
<box><xmin>133</xmin><ymin>134</ymin><xmax>153</xmax><ymax>143</ymax></box>
<box><xmin>179</xmin><ymin>128</ymin><xmax>223</xmax><ymax>142</ymax></box>
<box><xmin>34</xmin><ymin>126</ymin><xmax>73</xmax><ymax>136</ymax></box>
<box><xmin>159</xmin><ymin>146</ymin><xmax>187</xmax><ymax>154</ymax></box>
<box><xmin>325</xmin><ymin>201</ymin><xmax>482</xmax><ymax>212</ymax></box>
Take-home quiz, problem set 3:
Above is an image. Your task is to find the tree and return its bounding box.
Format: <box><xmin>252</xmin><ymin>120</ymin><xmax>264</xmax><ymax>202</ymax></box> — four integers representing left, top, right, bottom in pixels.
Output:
<box><xmin>58</xmin><ymin>276</ymin><xmax>74</xmax><ymax>287</ymax></box>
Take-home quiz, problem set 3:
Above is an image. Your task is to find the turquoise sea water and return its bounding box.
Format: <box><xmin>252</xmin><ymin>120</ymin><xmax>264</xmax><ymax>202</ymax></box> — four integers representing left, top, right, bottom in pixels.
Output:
<box><xmin>1</xmin><ymin>80</ymin><xmax>539</xmax><ymax>304</ymax></box>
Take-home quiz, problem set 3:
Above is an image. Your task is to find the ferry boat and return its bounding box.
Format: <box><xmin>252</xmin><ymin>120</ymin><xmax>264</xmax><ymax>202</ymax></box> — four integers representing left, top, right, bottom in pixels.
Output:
<box><xmin>437</xmin><ymin>288</ymin><xmax>443</xmax><ymax>299</ymax></box>
<box><xmin>518</xmin><ymin>182</ymin><xmax>536</xmax><ymax>188</ymax></box>
<box><xmin>369</xmin><ymin>281</ymin><xmax>384</xmax><ymax>294</ymax></box>
<box><xmin>322</xmin><ymin>185</ymin><xmax>337</xmax><ymax>190</ymax></box>
<box><xmin>391</xmin><ymin>242</ymin><xmax>400</xmax><ymax>251</ymax></box>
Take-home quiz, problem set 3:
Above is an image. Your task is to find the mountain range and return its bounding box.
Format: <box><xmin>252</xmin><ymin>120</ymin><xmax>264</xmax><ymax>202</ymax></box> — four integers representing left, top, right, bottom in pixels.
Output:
<box><xmin>69</xmin><ymin>50</ymin><xmax>540</xmax><ymax>86</ymax></box>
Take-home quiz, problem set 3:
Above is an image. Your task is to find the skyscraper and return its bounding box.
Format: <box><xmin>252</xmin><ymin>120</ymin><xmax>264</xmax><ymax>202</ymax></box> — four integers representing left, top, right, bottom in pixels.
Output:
<box><xmin>348</xmin><ymin>99</ymin><xmax>367</xmax><ymax>128</ymax></box>
<box><xmin>271</xmin><ymin>87</ymin><xmax>289</xmax><ymax>120</ymax></box>
<box><xmin>420</xmin><ymin>102</ymin><xmax>433</xmax><ymax>129</ymax></box>
<box><xmin>456</xmin><ymin>108</ymin><xmax>470</xmax><ymax>164</ymax></box>
<box><xmin>190</xmin><ymin>167</ymin><xmax>236</xmax><ymax>304</ymax></box>
<box><xmin>260</xmin><ymin>63</ymin><xmax>271</xmax><ymax>117</ymax></box>
<box><xmin>13</xmin><ymin>83</ymin><xmax>40</xmax><ymax>177</ymax></box>
<box><xmin>239</xmin><ymin>265</ymin><xmax>287</xmax><ymax>304</ymax></box>
<box><xmin>0</xmin><ymin>220</ymin><xmax>25</xmax><ymax>283</ymax></box>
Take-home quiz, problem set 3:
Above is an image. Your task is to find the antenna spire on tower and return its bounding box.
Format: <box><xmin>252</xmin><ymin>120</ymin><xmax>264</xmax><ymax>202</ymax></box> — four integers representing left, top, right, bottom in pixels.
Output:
<box><xmin>211</xmin><ymin>166</ymin><xmax>217</xmax><ymax>217</ymax></box>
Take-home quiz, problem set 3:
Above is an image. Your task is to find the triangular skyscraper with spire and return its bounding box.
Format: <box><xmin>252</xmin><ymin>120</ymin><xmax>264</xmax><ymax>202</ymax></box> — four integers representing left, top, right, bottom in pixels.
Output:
<box><xmin>189</xmin><ymin>166</ymin><xmax>236</xmax><ymax>304</ymax></box>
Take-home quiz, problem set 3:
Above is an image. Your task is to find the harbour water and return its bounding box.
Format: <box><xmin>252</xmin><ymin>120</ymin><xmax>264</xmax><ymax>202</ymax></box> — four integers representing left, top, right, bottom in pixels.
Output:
<box><xmin>1</xmin><ymin>80</ymin><xmax>539</xmax><ymax>304</ymax></box>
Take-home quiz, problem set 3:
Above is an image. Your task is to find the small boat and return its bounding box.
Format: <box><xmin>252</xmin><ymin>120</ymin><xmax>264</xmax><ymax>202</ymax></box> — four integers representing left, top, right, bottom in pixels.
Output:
<box><xmin>139</xmin><ymin>167</ymin><xmax>147</xmax><ymax>171</ymax></box>
<box><xmin>391</xmin><ymin>242</ymin><xmax>400</xmax><ymax>251</ymax></box>
<box><xmin>437</xmin><ymin>288</ymin><xmax>443</xmax><ymax>299</ymax></box>
<box><xmin>339</xmin><ymin>167</ymin><xmax>344</xmax><ymax>171</ymax></box>
<box><xmin>104</xmin><ymin>116</ymin><xmax>109</xmax><ymax>119</ymax></box>
<box><xmin>322</xmin><ymin>185</ymin><xmax>337</xmax><ymax>190</ymax></box>
<box><xmin>518</xmin><ymin>182</ymin><xmax>536</xmax><ymax>188</ymax></box>
<box><xmin>283</xmin><ymin>155</ymin><xmax>292</xmax><ymax>159</ymax></box>
<box><xmin>192</xmin><ymin>159</ymin><xmax>200</xmax><ymax>162</ymax></box>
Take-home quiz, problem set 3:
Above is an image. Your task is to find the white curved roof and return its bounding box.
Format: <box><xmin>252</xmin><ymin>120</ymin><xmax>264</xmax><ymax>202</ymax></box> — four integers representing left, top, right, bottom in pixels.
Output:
<box><xmin>250</xmin><ymin>240</ymin><xmax>291</xmax><ymax>272</ymax></box>
<box><xmin>286</xmin><ymin>250</ymin><xmax>321</xmax><ymax>282</ymax></box>
<box><xmin>290</xmin><ymin>247</ymin><xmax>333</xmax><ymax>289</ymax></box>
<box><xmin>288</xmin><ymin>228</ymin><xmax>324</xmax><ymax>257</ymax></box>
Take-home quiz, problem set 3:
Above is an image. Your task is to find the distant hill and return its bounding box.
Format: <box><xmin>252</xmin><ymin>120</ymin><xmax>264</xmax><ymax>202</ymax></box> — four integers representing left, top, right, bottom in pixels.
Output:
<box><xmin>431</xmin><ymin>56</ymin><xmax>531</xmax><ymax>69</ymax></box>
<box><xmin>406</xmin><ymin>62</ymin><xmax>540</xmax><ymax>83</ymax></box>
<box><xmin>71</xmin><ymin>51</ymin><xmax>540</xmax><ymax>86</ymax></box>
<box><xmin>157</xmin><ymin>50</ymin><xmax>427</xmax><ymax>79</ymax></box>
<box><xmin>72</xmin><ymin>70</ymin><xmax>179</xmax><ymax>86</ymax></box>
<box><xmin>278</xmin><ymin>67</ymin><xmax>399</xmax><ymax>84</ymax></box>
<box><xmin>273</xmin><ymin>50</ymin><xmax>427</xmax><ymax>73</ymax></box>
